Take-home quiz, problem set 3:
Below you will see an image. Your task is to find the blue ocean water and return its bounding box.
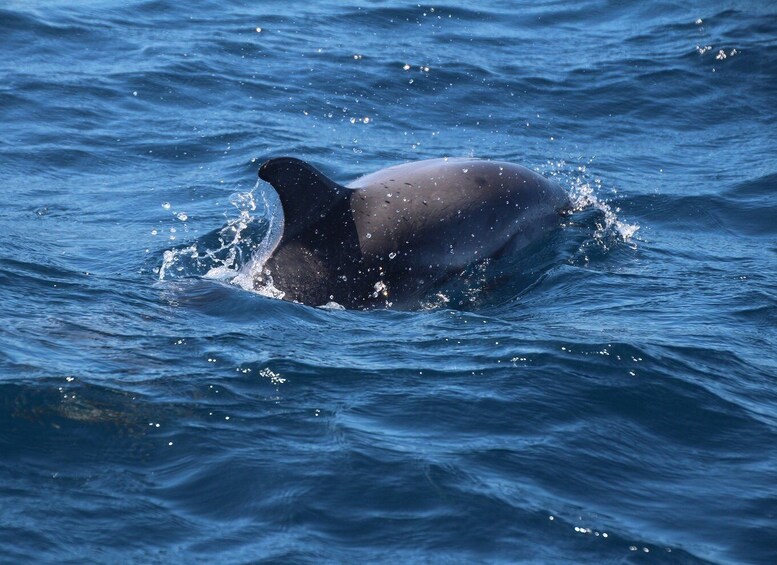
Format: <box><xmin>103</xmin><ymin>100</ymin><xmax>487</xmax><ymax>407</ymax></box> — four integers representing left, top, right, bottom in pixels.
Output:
<box><xmin>1</xmin><ymin>0</ymin><xmax>776</xmax><ymax>562</ymax></box>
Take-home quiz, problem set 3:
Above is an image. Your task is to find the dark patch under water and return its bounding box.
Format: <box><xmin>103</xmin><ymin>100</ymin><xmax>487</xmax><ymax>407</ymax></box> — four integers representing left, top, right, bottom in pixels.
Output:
<box><xmin>1</xmin><ymin>0</ymin><xmax>776</xmax><ymax>562</ymax></box>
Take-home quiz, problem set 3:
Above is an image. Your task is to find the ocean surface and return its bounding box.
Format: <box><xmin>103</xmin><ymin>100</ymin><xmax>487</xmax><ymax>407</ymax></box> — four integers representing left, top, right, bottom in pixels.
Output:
<box><xmin>1</xmin><ymin>0</ymin><xmax>776</xmax><ymax>562</ymax></box>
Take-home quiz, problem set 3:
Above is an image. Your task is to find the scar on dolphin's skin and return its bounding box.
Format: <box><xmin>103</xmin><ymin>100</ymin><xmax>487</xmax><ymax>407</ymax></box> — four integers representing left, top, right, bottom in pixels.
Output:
<box><xmin>255</xmin><ymin>157</ymin><xmax>570</xmax><ymax>308</ymax></box>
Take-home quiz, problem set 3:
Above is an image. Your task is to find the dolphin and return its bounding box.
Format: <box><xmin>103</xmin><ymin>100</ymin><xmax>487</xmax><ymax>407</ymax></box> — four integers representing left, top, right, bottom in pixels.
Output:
<box><xmin>255</xmin><ymin>157</ymin><xmax>570</xmax><ymax>308</ymax></box>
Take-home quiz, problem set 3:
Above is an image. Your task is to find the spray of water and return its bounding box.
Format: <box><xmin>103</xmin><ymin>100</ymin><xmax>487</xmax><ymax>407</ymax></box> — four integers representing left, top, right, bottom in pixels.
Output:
<box><xmin>158</xmin><ymin>180</ymin><xmax>286</xmax><ymax>297</ymax></box>
<box><xmin>213</xmin><ymin>182</ymin><xmax>285</xmax><ymax>298</ymax></box>
<box><xmin>542</xmin><ymin>160</ymin><xmax>640</xmax><ymax>244</ymax></box>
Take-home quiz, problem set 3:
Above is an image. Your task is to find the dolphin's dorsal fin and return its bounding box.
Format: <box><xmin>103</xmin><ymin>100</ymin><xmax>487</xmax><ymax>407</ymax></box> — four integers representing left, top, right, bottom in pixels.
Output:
<box><xmin>258</xmin><ymin>157</ymin><xmax>349</xmax><ymax>243</ymax></box>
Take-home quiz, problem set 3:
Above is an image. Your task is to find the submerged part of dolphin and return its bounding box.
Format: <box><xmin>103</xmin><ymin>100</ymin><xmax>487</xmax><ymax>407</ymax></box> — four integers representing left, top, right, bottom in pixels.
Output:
<box><xmin>255</xmin><ymin>157</ymin><xmax>571</xmax><ymax>308</ymax></box>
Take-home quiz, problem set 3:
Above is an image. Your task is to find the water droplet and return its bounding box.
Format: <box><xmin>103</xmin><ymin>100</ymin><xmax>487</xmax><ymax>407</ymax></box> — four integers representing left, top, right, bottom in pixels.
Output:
<box><xmin>162</xmin><ymin>202</ymin><xmax>171</xmax><ymax>209</ymax></box>
<box><xmin>462</xmin><ymin>168</ymin><xmax>468</xmax><ymax>173</ymax></box>
<box><xmin>403</xmin><ymin>64</ymin><xmax>410</xmax><ymax>70</ymax></box>
<box><xmin>366</xmin><ymin>233</ymin><xmax>372</xmax><ymax>239</ymax></box>
<box><xmin>176</xmin><ymin>212</ymin><xmax>188</xmax><ymax>221</ymax></box>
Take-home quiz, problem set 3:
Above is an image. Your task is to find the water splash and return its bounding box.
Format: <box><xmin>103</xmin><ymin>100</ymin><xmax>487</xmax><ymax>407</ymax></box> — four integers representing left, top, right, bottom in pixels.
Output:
<box><xmin>542</xmin><ymin>160</ymin><xmax>640</xmax><ymax>244</ymax></box>
<box><xmin>216</xmin><ymin>184</ymin><xmax>285</xmax><ymax>297</ymax></box>
<box><xmin>158</xmin><ymin>180</ymin><xmax>285</xmax><ymax>297</ymax></box>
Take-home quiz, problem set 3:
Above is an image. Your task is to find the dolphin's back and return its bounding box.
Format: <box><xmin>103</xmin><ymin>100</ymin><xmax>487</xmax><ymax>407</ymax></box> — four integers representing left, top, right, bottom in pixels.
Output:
<box><xmin>257</xmin><ymin>156</ymin><xmax>570</xmax><ymax>308</ymax></box>
<box><xmin>348</xmin><ymin>158</ymin><xmax>569</xmax><ymax>271</ymax></box>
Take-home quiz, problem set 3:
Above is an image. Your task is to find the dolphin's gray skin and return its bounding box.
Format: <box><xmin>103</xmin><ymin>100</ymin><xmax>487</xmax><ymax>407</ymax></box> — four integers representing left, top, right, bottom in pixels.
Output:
<box><xmin>257</xmin><ymin>157</ymin><xmax>570</xmax><ymax>308</ymax></box>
